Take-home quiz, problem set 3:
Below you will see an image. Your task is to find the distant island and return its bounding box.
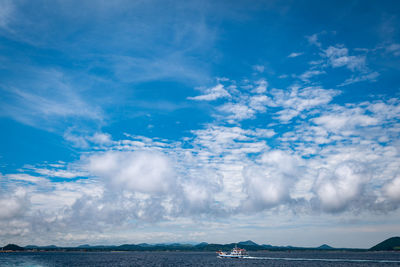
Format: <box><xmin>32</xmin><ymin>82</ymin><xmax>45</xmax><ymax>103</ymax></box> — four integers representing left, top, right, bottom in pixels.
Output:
<box><xmin>370</xmin><ymin>237</ymin><xmax>400</xmax><ymax>251</ymax></box>
<box><xmin>2</xmin><ymin>237</ymin><xmax>399</xmax><ymax>252</ymax></box>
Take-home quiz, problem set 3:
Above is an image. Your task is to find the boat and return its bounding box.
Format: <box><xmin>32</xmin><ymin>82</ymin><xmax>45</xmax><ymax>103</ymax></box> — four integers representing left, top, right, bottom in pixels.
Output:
<box><xmin>216</xmin><ymin>245</ymin><xmax>249</xmax><ymax>258</ymax></box>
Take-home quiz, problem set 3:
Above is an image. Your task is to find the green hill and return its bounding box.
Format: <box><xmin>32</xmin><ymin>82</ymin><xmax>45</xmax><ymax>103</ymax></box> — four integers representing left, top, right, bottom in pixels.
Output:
<box><xmin>370</xmin><ymin>237</ymin><xmax>400</xmax><ymax>251</ymax></box>
<box><xmin>238</xmin><ymin>240</ymin><xmax>259</xmax><ymax>246</ymax></box>
<box><xmin>317</xmin><ymin>244</ymin><xmax>334</xmax><ymax>250</ymax></box>
<box><xmin>3</xmin><ymin>244</ymin><xmax>24</xmax><ymax>251</ymax></box>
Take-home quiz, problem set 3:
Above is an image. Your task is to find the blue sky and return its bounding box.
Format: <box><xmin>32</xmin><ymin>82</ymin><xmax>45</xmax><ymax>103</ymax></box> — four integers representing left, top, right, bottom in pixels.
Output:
<box><xmin>1</xmin><ymin>0</ymin><xmax>400</xmax><ymax>248</ymax></box>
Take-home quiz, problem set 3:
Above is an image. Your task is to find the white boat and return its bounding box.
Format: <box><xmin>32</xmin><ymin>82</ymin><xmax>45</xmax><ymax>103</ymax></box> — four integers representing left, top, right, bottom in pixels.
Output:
<box><xmin>216</xmin><ymin>245</ymin><xmax>249</xmax><ymax>258</ymax></box>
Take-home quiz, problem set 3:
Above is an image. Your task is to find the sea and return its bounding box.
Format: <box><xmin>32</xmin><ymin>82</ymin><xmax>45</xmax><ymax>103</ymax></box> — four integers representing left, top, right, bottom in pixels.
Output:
<box><xmin>1</xmin><ymin>251</ymin><xmax>400</xmax><ymax>266</ymax></box>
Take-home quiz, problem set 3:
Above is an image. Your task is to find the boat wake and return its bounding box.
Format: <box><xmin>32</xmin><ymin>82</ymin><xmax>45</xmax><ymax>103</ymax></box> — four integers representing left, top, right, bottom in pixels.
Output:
<box><xmin>241</xmin><ymin>256</ymin><xmax>400</xmax><ymax>263</ymax></box>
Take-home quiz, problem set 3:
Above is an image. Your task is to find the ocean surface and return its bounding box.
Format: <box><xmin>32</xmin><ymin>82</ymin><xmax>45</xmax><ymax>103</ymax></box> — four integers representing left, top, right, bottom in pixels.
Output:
<box><xmin>1</xmin><ymin>251</ymin><xmax>400</xmax><ymax>266</ymax></box>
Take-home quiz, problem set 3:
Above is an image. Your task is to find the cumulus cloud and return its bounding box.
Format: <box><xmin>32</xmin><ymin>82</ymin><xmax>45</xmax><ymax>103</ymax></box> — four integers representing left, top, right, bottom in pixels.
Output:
<box><xmin>313</xmin><ymin>162</ymin><xmax>367</xmax><ymax>212</ymax></box>
<box><xmin>243</xmin><ymin>165</ymin><xmax>290</xmax><ymax>209</ymax></box>
<box><xmin>384</xmin><ymin>176</ymin><xmax>400</xmax><ymax>202</ymax></box>
<box><xmin>243</xmin><ymin>150</ymin><xmax>301</xmax><ymax>210</ymax></box>
<box><xmin>181</xmin><ymin>170</ymin><xmax>222</xmax><ymax>213</ymax></box>
<box><xmin>87</xmin><ymin>151</ymin><xmax>175</xmax><ymax>194</ymax></box>
<box><xmin>0</xmin><ymin>188</ymin><xmax>29</xmax><ymax>220</ymax></box>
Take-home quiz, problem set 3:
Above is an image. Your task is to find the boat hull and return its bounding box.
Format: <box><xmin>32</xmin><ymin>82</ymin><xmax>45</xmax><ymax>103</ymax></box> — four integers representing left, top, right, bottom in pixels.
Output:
<box><xmin>218</xmin><ymin>255</ymin><xmax>246</xmax><ymax>258</ymax></box>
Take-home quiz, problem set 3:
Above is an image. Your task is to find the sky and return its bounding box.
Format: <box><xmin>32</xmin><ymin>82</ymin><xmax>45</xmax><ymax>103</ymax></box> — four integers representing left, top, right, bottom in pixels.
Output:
<box><xmin>0</xmin><ymin>0</ymin><xmax>400</xmax><ymax>249</ymax></box>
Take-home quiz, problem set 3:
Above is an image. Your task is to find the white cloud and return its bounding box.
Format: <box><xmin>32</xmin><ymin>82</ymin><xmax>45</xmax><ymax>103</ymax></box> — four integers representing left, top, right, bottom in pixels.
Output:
<box><xmin>243</xmin><ymin>150</ymin><xmax>302</xmax><ymax>210</ymax></box>
<box><xmin>188</xmin><ymin>84</ymin><xmax>230</xmax><ymax>101</ymax></box>
<box><xmin>111</xmin><ymin>54</ymin><xmax>210</xmax><ymax>84</ymax></box>
<box><xmin>249</xmin><ymin>95</ymin><xmax>270</xmax><ymax>112</ymax></box>
<box><xmin>386</xmin><ymin>43</ymin><xmax>400</xmax><ymax>56</ymax></box>
<box><xmin>89</xmin><ymin>132</ymin><xmax>113</xmax><ymax>145</ymax></box>
<box><xmin>367</xmin><ymin>99</ymin><xmax>400</xmax><ymax>121</ymax></box>
<box><xmin>314</xmin><ymin>162</ymin><xmax>366</xmax><ymax>212</ymax></box>
<box><xmin>299</xmin><ymin>70</ymin><xmax>326</xmax><ymax>82</ymax></box>
<box><xmin>7</xmin><ymin>174</ymin><xmax>47</xmax><ymax>183</ymax></box>
<box><xmin>218</xmin><ymin>102</ymin><xmax>256</xmax><ymax>121</ymax></box>
<box><xmin>252</xmin><ymin>79</ymin><xmax>268</xmax><ymax>94</ymax></box>
<box><xmin>259</xmin><ymin>150</ymin><xmax>302</xmax><ymax>178</ymax></box>
<box><xmin>384</xmin><ymin>176</ymin><xmax>400</xmax><ymax>202</ymax></box>
<box><xmin>271</xmin><ymin>86</ymin><xmax>339</xmax><ymax>122</ymax></box>
<box><xmin>63</xmin><ymin>130</ymin><xmax>114</xmax><ymax>148</ymax></box>
<box><xmin>324</xmin><ymin>46</ymin><xmax>366</xmax><ymax>71</ymax></box>
<box><xmin>288</xmin><ymin>52</ymin><xmax>303</xmax><ymax>58</ymax></box>
<box><xmin>63</xmin><ymin>129</ymin><xmax>89</xmax><ymax>148</ymax></box>
<box><xmin>33</xmin><ymin>168</ymin><xmax>85</xmax><ymax>179</ymax></box>
<box><xmin>203</xmin><ymin>80</ymin><xmax>338</xmax><ymax>123</ymax></box>
<box><xmin>191</xmin><ymin>125</ymin><xmax>272</xmax><ymax>156</ymax></box>
<box><xmin>253</xmin><ymin>65</ymin><xmax>265</xmax><ymax>73</ymax></box>
<box><xmin>306</xmin><ymin>33</ymin><xmax>321</xmax><ymax>47</ymax></box>
<box><xmin>0</xmin><ymin>188</ymin><xmax>29</xmax><ymax>220</ymax></box>
<box><xmin>313</xmin><ymin>107</ymin><xmax>379</xmax><ymax>134</ymax></box>
<box><xmin>182</xmin><ymin>174</ymin><xmax>221</xmax><ymax>213</ymax></box>
<box><xmin>0</xmin><ymin>0</ymin><xmax>13</xmax><ymax>29</ymax></box>
<box><xmin>87</xmin><ymin>151</ymin><xmax>175</xmax><ymax>194</ymax></box>
<box><xmin>339</xmin><ymin>72</ymin><xmax>379</xmax><ymax>86</ymax></box>
<box><xmin>0</xmin><ymin>68</ymin><xmax>103</xmax><ymax>131</ymax></box>
<box><xmin>243</xmin><ymin>165</ymin><xmax>289</xmax><ymax>208</ymax></box>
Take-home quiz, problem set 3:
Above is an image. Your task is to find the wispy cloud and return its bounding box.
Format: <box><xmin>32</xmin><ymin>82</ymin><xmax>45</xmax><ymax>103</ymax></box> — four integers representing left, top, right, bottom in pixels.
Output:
<box><xmin>339</xmin><ymin>71</ymin><xmax>380</xmax><ymax>86</ymax></box>
<box><xmin>306</xmin><ymin>33</ymin><xmax>321</xmax><ymax>47</ymax></box>
<box><xmin>0</xmin><ymin>0</ymin><xmax>13</xmax><ymax>29</ymax></box>
<box><xmin>299</xmin><ymin>70</ymin><xmax>326</xmax><ymax>82</ymax></box>
<box><xmin>324</xmin><ymin>46</ymin><xmax>366</xmax><ymax>71</ymax></box>
<box><xmin>386</xmin><ymin>43</ymin><xmax>400</xmax><ymax>56</ymax></box>
<box><xmin>0</xmin><ymin>67</ymin><xmax>104</xmax><ymax>131</ymax></box>
<box><xmin>302</xmin><ymin>34</ymin><xmax>378</xmax><ymax>87</ymax></box>
<box><xmin>188</xmin><ymin>84</ymin><xmax>230</xmax><ymax>101</ymax></box>
<box><xmin>253</xmin><ymin>65</ymin><xmax>265</xmax><ymax>73</ymax></box>
<box><xmin>288</xmin><ymin>52</ymin><xmax>303</xmax><ymax>58</ymax></box>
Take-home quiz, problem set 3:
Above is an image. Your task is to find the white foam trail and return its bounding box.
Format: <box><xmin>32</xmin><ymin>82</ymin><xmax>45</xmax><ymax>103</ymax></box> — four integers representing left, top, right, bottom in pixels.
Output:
<box><xmin>242</xmin><ymin>256</ymin><xmax>400</xmax><ymax>263</ymax></box>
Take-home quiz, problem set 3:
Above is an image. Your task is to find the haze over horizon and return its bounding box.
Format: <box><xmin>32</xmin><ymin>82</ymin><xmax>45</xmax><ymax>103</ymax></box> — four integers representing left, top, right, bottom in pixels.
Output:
<box><xmin>0</xmin><ymin>0</ymin><xmax>400</xmax><ymax>249</ymax></box>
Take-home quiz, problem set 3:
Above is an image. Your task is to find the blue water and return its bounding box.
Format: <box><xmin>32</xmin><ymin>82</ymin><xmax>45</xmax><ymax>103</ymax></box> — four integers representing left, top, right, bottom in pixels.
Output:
<box><xmin>1</xmin><ymin>251</ymin><xmax>400</xmax><ymax>266</ymax></box>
